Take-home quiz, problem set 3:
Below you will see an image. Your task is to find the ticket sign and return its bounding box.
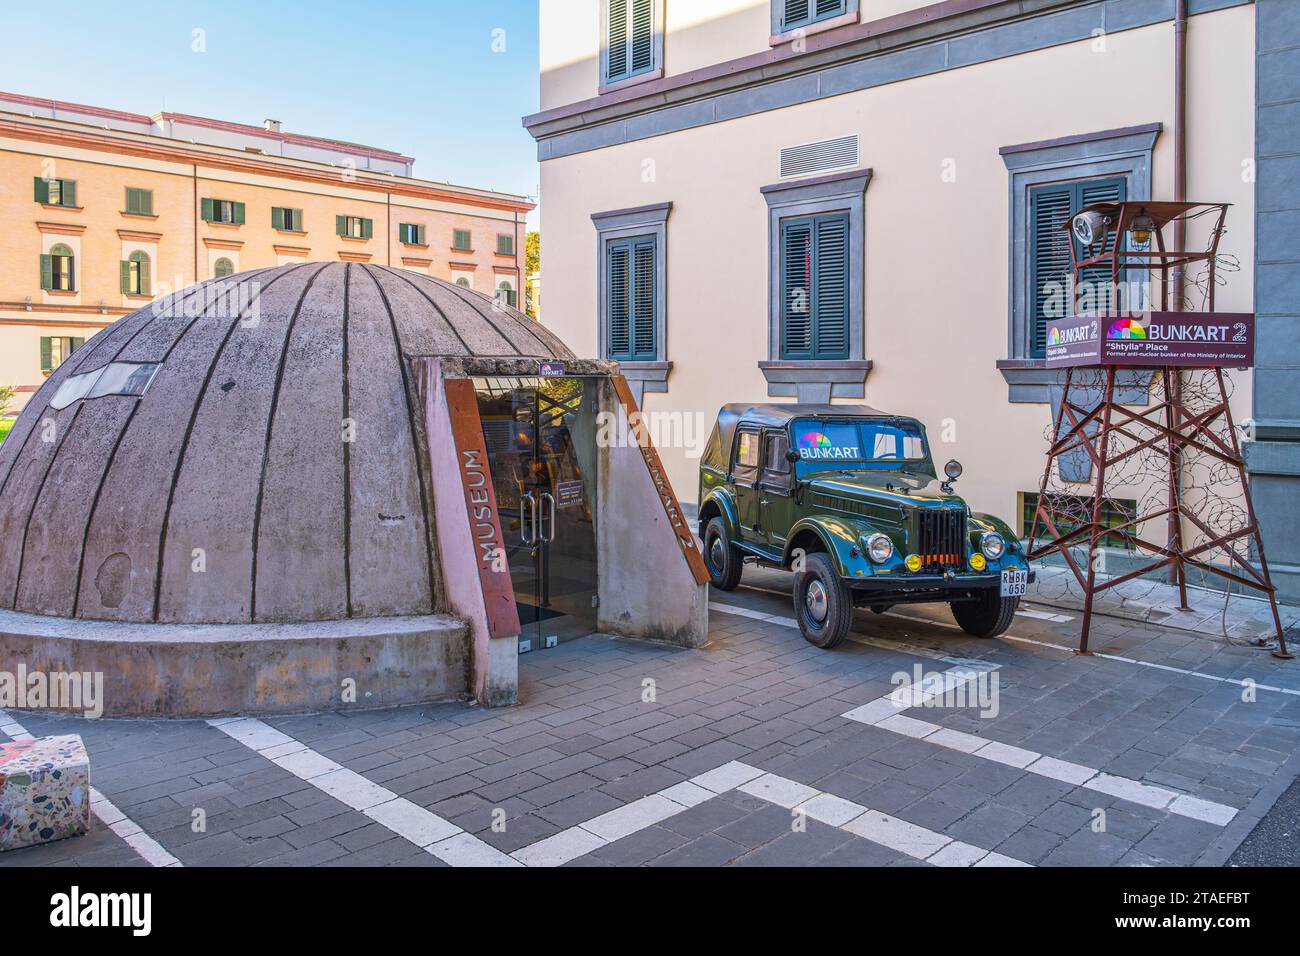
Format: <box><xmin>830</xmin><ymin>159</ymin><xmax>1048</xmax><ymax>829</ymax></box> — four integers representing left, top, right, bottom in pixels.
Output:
<box><xmin>1044</xmin><ymin>311</ymin><xmax>1254</xmax><ymax>368</ymax></box>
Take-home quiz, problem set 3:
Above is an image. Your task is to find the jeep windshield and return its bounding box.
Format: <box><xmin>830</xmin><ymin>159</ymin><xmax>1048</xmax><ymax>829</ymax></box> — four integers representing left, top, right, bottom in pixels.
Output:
<box><xmin>792</xmin><ymin>418</ymin><xmax>927</xmax><ymax>463</ymax></box>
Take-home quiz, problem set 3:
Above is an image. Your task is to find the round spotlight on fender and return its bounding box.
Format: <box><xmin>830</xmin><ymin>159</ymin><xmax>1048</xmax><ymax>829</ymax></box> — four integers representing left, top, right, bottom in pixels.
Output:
<box><xmin>905</xmin><ymin>554</ymin><xmax>923</xmax><ymax>573</ymax></box>
<box><xmin>980</xmin><ymin>532</ymin><xmax>1006</xmax><ymax>560</ymax></box>
<box><xmin>866</xmin><ymin>533</ymin><xmax>894</xmax><ymax>564</ymax></box>
<box><xmin>970</xmin><ymin>552</ymin><xmax>987</xmax><ymax>571</ymax></box>
<box><xmin>944</xmin><ymin>459</ymin><xmax>963</xmax><ymax>481</ymax></box>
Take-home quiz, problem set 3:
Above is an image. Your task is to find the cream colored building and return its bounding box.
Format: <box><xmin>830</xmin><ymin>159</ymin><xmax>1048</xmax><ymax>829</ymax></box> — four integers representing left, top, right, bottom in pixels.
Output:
<box><xmin>1</xmin><ymin>90</ymin><xmax>533</xmax><ymax>411</ymax></box>
<box><xmin>526</xmin><ymin>0</ymin><xmax>1300</xmax><ymax>598</ymax></box>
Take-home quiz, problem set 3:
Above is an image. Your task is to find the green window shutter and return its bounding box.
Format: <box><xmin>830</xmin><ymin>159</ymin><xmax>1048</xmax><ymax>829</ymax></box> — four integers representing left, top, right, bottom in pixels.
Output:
<box><xmin>780</xmin><ymin>218</ymin><xmax>813</xmax><ymax>358</ymax></box>
<box><xmin>813</xmin><ymin>213</ymin><xmax>849</xmax><ymax>359</ymax></box>
<box><xmin>630</xmin><ymin>0</ymin><xmax>653</xmax><ymax>73</ymax></box>
<box><xmin>498</xmin><ymin>234</ymin><xmax>514</xmax><ymax>256</ymax></box>
<box><xmin>417</xmin><ymin>224</ymin><xmax>426</xmax><ymax>245</ymax></box>
<box><xmin>233</xmin><ymin>202</ymin><xmax>246</xmax><ymax>225</ymax></box>
<box><xmin>140</xmin><ymin>189</ymin><xmax>153</xmax><ymax>215</ymax></box>
<box><xmin>34</xmin><ymin>177</ymin><xmax>49</xmax><ymax>204</ymax></box>
<box><xmin>40</xmin><ymin>337</ymin><xmax>53</xmax><ymax>372</ymax></box>
<box><xmin>40</xmin><ymin>254</ymin><xmax>54</xmax><ymax>291</ymax></box>
<box><xmin>125</xmin><ymin>188</ymin><xmax>138</xmax><ymax>214</ymax></box>
<box><xmin>139</xmin><ymin>255</ymin><xmax>151</xmax><ymax>295</ymax></box>
<box><xmin>201</xmin><ymin>197</ymin><xmax>214</xmax><ymax>222</ymax></box>
<box><xmin>399</xmin><ymin>223</ymin><xmax>409</xmax><ymax>243</ymax></box>
<box><xmin>71</xmin><ymin>336</ymin><xmax>85</xmax><ymax>351</ymax></box>
<box><xmin>272</xmin><ymin>207</ymin><xmax>285</xmax><ymax>230</ymax></box>
<box><xmin>631</xmin><ymin>238</ymin><xmax>656</xmax><ymax>360</ymax></box>
<box><xmin>361</xmin><ymin>218</ymin><xmax>373</xmax><ymax>240</ymax></box>
<box><xmin>607</xmin><ymin>239</ymin><xmax>632</xmax><ymax>359</ymax></box>
<box><xmin>63</xmin><ymin>180</ymin><xmax>76</xmax><ymax>207</ymax></box>
<box><xmin>336</xmin><ymin>215</ymin><xmax>347</xmax><ymax>237</ymax></box>
<box><xmin>121</xmin><ymin>259</ymin><xmax>131</xmax><ymax>293</ymax></box>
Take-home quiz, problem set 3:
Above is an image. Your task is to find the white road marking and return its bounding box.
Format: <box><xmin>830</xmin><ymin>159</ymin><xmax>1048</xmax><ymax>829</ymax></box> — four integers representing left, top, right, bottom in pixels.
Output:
<box><xmin>208</xmin><ymin>717</ymin><xmax>520</xmax><ymax>867</ymax></box>
<box><xmin>1016</xmin><ymin>607</ymin><xmax>1075</xmax><ymax>623</ymax></box>
<box><xmin>732</xmin><ymin>581</ymin><xmax>1300</xmax><ymax>699</ymax></box>
<box><xmin>839</xmin><ymin>668</ymin><xmax>1240</xmax><ymax>827</ymax></box>
<box><xmin>0</xmin><ymin>709</ymin><xmax>181</xmax><ymax>867</ymax></box>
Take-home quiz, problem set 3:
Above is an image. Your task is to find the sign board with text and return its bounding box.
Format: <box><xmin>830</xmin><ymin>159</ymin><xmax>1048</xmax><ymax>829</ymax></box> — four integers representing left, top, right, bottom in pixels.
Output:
<box><xmin>1044</xmin><ymin>311</ymin><xmax>1254</xmax><ymax>368</ymax></box>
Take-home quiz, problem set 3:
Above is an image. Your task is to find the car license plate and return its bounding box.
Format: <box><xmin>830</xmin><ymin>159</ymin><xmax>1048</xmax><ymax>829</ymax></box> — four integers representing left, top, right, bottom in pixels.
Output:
<box><xmin>1001</xmin><ymin>568</ymin><xmax>1028</xmax><ymax>597</ymax></box>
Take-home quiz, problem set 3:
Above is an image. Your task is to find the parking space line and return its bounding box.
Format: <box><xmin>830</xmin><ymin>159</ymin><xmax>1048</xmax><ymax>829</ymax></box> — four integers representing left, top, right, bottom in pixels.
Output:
<box><xmin>208</xmin><ymin>717</ymin><xmax>520</xmax><ymax>867</ymax></box>
<box><xmin>0</xmin><ymin>709</ymin><xmax>182</xmax><ymax>867</ymax></box>
<box><xmin>838</xmin><ymin>668</ymin><xmax>1240</xmax><ymax>827</ymax></box>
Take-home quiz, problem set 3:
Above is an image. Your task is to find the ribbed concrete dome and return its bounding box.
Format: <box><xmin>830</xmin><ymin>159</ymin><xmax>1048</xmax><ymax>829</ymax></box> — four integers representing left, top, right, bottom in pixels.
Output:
<box><xmin>0</xmin><ymin>262</ymin><xmax>573</xmax><ymax>625</ymax></box>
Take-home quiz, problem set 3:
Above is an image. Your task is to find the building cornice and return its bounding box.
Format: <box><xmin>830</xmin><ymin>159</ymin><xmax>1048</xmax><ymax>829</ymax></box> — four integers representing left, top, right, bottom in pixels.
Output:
<box><xmin>524</xmin><ymin>0</ymin><xmax>1248</xmax><ymax>159</ymax></box>
<box><xmin>36</xmin><ymin>221</ymin><xmax>87</xmax><ymax>236</ymax></box>
<box><xmin>0</xmin><ymin>118</ymin><xmax>535</xmax><ymax>214</ymax></box>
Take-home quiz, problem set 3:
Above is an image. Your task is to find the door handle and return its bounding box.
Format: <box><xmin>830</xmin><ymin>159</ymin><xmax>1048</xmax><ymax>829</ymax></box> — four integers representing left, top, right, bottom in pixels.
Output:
<box><xmin>521</xmin><ymin>492</ymin><xmax>537</xmax><ymax>545</ymax></box>
<box><xmin>540</xmin><ymin>492</ymin><xmax>557</xmax><ymax>543</ymax></box>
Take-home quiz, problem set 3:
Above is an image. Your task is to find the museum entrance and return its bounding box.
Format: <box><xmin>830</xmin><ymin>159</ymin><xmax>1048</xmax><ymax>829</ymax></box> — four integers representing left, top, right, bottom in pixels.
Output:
<box><xmin>473</xmin><ymin>376</ymin><xmax>600</xmax><ymax>652</ymax></box>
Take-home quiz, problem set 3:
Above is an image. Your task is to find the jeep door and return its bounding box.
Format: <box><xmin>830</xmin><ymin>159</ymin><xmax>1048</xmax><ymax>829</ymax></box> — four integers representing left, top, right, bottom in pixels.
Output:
<box><xmin>732</xmin><ymin>426</ymin><xmax>762</xmax><ymax>539</ymax></box>
<box><xmin>759</xmin><ymin>429</ymin><xmax>795</xmax><ymax>552</ymax></box>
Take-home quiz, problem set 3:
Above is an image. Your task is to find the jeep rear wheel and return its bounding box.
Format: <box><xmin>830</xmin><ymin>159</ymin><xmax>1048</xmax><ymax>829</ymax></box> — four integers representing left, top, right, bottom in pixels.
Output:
<box><xmin>703</xmin><ymin>517</ymin><xmax>743</xmax><ymax>591</ymax></box>
<box><xmin>794</xmin><ymin>552</ymin><xmax>852</xmax><ymax>649</ymax></box>
<box><xmin>951</xmin><ymin>589</ymin><xmax>1018</xmax><ymax>638</ymax></box>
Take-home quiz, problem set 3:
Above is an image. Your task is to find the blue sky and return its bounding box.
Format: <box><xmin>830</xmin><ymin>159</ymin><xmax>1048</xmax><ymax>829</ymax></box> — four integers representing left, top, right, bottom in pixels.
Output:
<box><xmin>1</xmin><ymin>0</ymin><xmax>541</xmax><ymax>222</ymax></box>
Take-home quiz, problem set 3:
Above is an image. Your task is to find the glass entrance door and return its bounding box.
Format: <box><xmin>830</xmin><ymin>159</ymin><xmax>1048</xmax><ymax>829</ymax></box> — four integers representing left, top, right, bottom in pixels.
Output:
<box><xmin>474</xmin><ymin>376</ymin><xmax>600</xmax><ymax>651</ymax></box>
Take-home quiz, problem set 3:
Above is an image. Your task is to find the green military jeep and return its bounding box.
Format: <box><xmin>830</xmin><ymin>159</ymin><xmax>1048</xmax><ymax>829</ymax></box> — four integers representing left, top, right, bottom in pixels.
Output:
<box><xmin>698</xmin><ymin>404</ymin><xmax>1032</xmax><ymax>649</ymax></box>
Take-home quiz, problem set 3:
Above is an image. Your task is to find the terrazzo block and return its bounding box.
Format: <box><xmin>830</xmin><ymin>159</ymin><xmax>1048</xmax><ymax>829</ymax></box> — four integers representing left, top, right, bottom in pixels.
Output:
<box><xmin>0</xmin><ymin>735</ymin><xmax>90</xmax><ymax>851</ymax></box>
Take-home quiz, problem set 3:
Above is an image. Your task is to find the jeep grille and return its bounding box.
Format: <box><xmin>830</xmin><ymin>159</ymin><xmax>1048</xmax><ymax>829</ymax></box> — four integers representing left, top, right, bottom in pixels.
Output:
<box><xmin>915</xmin><ymin>509</ymin><xmax>966</xmax><ymax>571</ymax></box>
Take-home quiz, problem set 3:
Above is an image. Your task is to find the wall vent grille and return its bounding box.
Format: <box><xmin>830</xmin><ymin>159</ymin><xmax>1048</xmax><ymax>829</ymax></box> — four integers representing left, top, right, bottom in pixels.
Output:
<box><xmin>779</xmin><ymin>135</ymin><xmax>859</xmax><ymax>178</ymax></box>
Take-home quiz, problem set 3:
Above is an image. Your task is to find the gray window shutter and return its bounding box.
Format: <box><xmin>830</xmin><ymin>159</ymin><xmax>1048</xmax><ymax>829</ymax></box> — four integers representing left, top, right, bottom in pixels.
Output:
<box><xmin>1076</xmin><ymin>177</ymin><xmax>1127</xmax><ymax>315</ymax></box>
<box><xmin>630</xmin><ymin>0</ymin><xmax>654</xmax><ymax>73</ymax></box>
<box><xmin>139</xmin><ymin>255</ymin><xmax>151</xmax><ymax>295</ymax></box>
<box><xmin>780</xmin><ymin>218</ymin><xmax>813</xmax><ymax>358</ymax></box>
<box><xmin>632</xmin><ymin>238</ymin><xmax>656</xmax><ymax>359</ymax></box>
<box><xmin>418</xmin><ymin>224</ymin><xmax>426</xmax><ymax>244</ymax></box>
<box><xmin>607</xmin><ymin>0</ymin><xmax>629</xmax><ymax>81</ymax></box>
<box><xmin>813</xmin><ymin>213</ymin><xmax>849</xmax><ymax>359</ymax></box>
<box><xmin>607</xmin><ymin>240</ymin><xmax>632</xmax><ymax>359</ymax></box>
<box><xmin>40</xmin><ymin>254</ymin><xmax>54</xmax><ymax>291</ymax></box>
<box><xmin>63</xmin><ymin>180</ymin><xmax>76</xmax><ymax>207</ymax></box>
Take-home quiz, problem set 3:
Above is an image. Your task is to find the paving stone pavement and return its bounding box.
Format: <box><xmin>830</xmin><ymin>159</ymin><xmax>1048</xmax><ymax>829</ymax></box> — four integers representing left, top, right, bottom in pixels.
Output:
<box><xmin>2</xmin><ymin>565</ymin><xmax>1299</xmax><ymax>868</ymax></box>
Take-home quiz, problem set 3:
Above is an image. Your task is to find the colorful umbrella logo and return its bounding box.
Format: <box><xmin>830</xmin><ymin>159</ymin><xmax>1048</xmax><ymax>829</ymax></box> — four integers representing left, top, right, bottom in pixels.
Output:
<box><xmin>1107</xmin><ymin>319</ymin><xmax>1147</xmax><ymax>340</ymax></box>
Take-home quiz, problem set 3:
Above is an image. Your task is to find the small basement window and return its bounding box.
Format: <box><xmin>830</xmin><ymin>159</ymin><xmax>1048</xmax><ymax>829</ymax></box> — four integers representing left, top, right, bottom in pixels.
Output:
<box><xmin>50</xmin><ymin>362</ymin><xmax>161</xmax><ymax>410</ymax></box>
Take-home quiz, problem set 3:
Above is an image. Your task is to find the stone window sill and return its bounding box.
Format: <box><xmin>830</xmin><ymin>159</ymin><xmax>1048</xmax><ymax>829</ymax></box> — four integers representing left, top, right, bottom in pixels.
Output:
<box><xmin>120</xmin><ymin>211</ymin><xmax>159</xmax><ymax>220</ymax></box>
<box><xmin>758</xmin><ymin>359</ymin><xmax>872</xmax><ymax>402</ymax></box>
<box><xmin>997</xmin><ymin>358</ymin><xmax>1152</xmax><ymax>405</ymax></box>
<box><xmin>599</xmin><ymin>67</ymin><xmax>664</xmax><ymax>97</ymax></box>
<box><xmin>770</xmin><ymin>12</ymin><xmax>858</xmax><ymax>47</ymax></box>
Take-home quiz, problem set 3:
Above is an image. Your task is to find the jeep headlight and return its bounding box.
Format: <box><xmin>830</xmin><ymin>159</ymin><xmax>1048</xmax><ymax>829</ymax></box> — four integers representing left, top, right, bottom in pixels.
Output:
<box><xmin>980</xmin><ymin>532</ymin><xmax>1006</xmax><ymax>560</ymax></box>
<box><xmin>865</xmin><ymin>533</ymin><xmax>894</xmax><ymax>564</ymax></box>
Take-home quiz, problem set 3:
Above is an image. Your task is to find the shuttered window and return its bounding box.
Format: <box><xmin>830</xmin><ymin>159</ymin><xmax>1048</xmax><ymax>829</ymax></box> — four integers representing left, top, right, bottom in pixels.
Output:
<box><xmin>40</xmin><ymin>336</ymin><xmax>84</xmax><ymax>373</ymax></box>
<box><xmin>452</xmin><ymin>229</ymin><xmax>472</xmax><ymax>251</ymax></box>
<box><xmin>605</xmin><ymin>236</ymin><xmax>657</xmax><ymax>362</ymax></box>
<box><xmin>1028</xmin><ymin>176</ymin><xmax>1127</xmax><ymax>357</ymax></box>
<box><xmin>336</xmin><ymin>216</ymin><xmax>373</xmax><ymax>239</ymax></box>
<box><xmin>605</xmin><ymin>0</ymin><xmax>656</xmax><ymax>84</ymax></box>
<box><xmin>214</xmin><ymin>257</ymin><xmax>235</xmax><ymax>278</ymax></box>
<box><xmin>202</xmin><ymin>198</ymin><xmax>245</xmax><ymax>225</ymax></box>
<box><xmin>40</xmin><ymin>244</ymin><xmax>76</xmax><ymax>292</ymax></box>
<box><xmin>34</xmin><ymin>177</ymin><xmax>77</xmax><ymax>207</ymax></box>
<box><xmin>272</xmin><ymin>207</ymin><xmax>303</xmax><ymax>231</ymax></box>
<box><xmin>497</xmin><ymin>233</ymin><xmax>515</xmax><ymax>256</ymax></box>
<box><xmin>399</xmin><ymin>223</ymin><xmax>427</xmax><ymax>245</ymax></box>
<box><xmin>779</xmin><ymin>0</ymin><xmax>847</xmax><ymax>32</ymax></box>
<box><xmin>120</xmin><ymin>250</ymin><xmax>152</xmax><ymax>296</ymax></box>
<box><xmin>779</xmin><ymin>212</ymin><xmax>849</xmax><ymax>360</ymax></box>
<box><xmin>125</xmin><ymin>187</ymin><xmax>153</xmax><ymax>215</ymax></box>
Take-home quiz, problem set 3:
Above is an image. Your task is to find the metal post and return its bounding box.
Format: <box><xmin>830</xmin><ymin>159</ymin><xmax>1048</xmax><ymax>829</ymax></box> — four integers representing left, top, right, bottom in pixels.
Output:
<box><xmin>1078</xmin><ymin>367</ymin><xmax>1117</xmax><ymax>655</ymax></box>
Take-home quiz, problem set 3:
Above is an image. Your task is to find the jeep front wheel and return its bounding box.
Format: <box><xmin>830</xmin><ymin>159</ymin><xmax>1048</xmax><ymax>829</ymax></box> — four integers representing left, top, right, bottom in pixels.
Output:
<box><xmin>794</xmin><ymin>552</ymin><xmax>852</xmax><ymax>649</ymax></box>
<box><xmin>951</xmin><ymin>589</ymin><xmax>1018</xmax><ymax>638</ymax></box>
<box><xmin>703</xmin><ymin>517</ymin><xmax>743</xmax><ymax>591</ymax></box>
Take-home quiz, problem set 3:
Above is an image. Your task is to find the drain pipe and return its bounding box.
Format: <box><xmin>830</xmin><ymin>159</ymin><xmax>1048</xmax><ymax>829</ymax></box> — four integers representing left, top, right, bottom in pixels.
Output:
<box><xmin>1167</xmin><ymin>0</ymin><xmax>1189</xmax><ymax>599</ymax></box>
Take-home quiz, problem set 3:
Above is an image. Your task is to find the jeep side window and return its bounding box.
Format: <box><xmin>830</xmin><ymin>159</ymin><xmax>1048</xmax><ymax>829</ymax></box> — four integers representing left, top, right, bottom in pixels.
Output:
<box><xmin>733</xmin><ymin>428</ymin><xmax>760</xmax><ymax>484</ymax></box>
<box><xmin>760</xmin><ymin>431</ymin><xmax>792</xmax><ymax>492</ymax></box>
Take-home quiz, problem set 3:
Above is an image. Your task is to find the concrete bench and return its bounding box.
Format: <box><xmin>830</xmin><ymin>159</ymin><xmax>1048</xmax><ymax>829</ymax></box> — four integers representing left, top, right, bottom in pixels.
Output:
<box><xmin>0</xmin><ymin>734</ymin><xmax>90</xmax><ymax>851</ymax></box>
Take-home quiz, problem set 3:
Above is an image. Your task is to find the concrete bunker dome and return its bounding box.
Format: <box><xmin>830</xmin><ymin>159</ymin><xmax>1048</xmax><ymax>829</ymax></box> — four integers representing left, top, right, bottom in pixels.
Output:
<box><xmin>0</xmin><ymin>262</ymin><xmax>574</xmax><ymax>627</ymax></box>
